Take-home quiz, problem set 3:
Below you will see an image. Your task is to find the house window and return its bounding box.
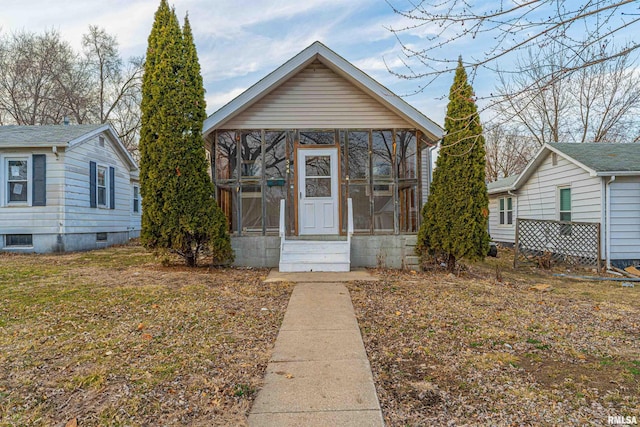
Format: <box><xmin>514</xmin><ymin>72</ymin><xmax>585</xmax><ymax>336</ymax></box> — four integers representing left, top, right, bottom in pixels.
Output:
<box><xmin>559</xmin><ymin>187</ymin><xmax>572</xmax><ymax>235</ymax></box>
<box><xmin>6</xmin><ymin>159</ymin><xmax>28</xmax><ymax>203</ymax></box>
<box><xmin>6</xmin><ymin>234</ymin><xmax>33</xmax><ymax>247</ymax></box>
<box><xmin>96</xmin><ymin>232</ymin><xmax>108</xmax><ymax>242</ymax></box>
<box><xmin>559</xmin><ymin>188</ymin><xmax>571</xmax><ymax>221</ymax></box>
<box><xmin>499</xmin><ymin>197</ymin><xmax>513</xmax><ymax>225</ymax></box>
<box><xmin>133</xmin><ymin>186</ymin><xmax>140</xmax><ymax>213</ymax></box>
<box><xmin>97</xmin><ymin>165</ymin><xmax>108</xmax><ymax>207</ymax></box>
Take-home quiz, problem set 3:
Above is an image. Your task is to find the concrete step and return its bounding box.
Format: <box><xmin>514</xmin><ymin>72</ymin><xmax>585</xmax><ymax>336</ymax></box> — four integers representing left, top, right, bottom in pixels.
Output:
<box><xmin>280</xmin><ymin>239</ymin><xmax>351</xmax><ymax>272</ymax></box>
<box><xmin>279</xmin><ymin>261</ymin><xmax>350</xmax><ymax>272</ymax></box>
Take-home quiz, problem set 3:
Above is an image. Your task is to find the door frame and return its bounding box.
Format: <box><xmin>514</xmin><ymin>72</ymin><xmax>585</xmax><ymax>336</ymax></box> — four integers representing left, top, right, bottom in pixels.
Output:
<box><xmin>296</xmin><ymin>146</ymin><xmax>340</xmax><ymax>235</ymax></box>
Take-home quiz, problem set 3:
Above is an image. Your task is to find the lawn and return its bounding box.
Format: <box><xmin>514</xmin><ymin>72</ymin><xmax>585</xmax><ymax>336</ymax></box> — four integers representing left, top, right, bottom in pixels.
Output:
<box><xmin>0</xmin><ymin>244</ymin><xmax>292</xmax><ymax>426</ymax></box>
<box><xmin>349</xmin><ymin>252</ymin><xmax>640</xmax><ymax>426</ymax></box>
<box><xmin>2</xmin><ymin>245</ymin><xmax>638</xmax><ymax>426</ymax></box>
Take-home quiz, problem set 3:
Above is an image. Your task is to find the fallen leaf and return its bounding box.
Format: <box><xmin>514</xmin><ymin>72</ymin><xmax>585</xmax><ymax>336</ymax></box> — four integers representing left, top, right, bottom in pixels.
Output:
<box><xmin>141</xmin><ymin>333</ymin><xmax>152</xmax><ymax>340</ymax></box>
<box><xmin>65</xmin><ymin>418</ymin><xmax>77</xmax><ymax>427</ymax></box>
<box><xmin>137</xmin><ymin>323</ymin><xmax>145</xmax><ymax>331</ymax></box>
<box><xmin>529</xmin><ymin>284</ymin><xmax>552</xmax><ymax>292</ymax></box>
<box><xmin>286</xmin><ymin>374</ymin><xmax>294</xmax><ymax>379</ymax></box>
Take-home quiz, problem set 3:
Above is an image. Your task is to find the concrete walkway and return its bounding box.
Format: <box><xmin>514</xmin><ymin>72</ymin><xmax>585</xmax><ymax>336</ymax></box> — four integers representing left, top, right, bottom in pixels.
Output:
<box><xmin>248</xmin><ymin>271</ymin><xmax>384</xmax><ymax>426</ymax></box>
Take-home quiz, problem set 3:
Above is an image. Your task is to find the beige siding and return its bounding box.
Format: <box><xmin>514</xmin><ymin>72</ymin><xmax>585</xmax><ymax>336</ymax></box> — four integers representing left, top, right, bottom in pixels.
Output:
<box><xmin>517</xmin><ymin>153</ymin><xmax>601</xmax><ymax>223</ymax></box>
<box><xmin>223</xmin><ymin>60</ymin><xmax>412</xmax><ymax>129</ymax></box>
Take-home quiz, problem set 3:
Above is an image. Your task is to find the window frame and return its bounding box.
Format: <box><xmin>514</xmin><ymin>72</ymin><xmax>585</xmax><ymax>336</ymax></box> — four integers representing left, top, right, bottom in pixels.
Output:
<box><xmin>558</xmin><ymin>186</ymin><xmax>572</xmax><ymax>236</ymax></box>
<box><xmin>96</xmin><ymin>164</ymin><xmax>108</xmax><ymax>208</ymax></box>
<box><xmin>5</xmin><ymin>234</ymin><xmax>33</xmax><ymax>247</ymax></box>
<box><xmin>499</xmin><ymin>196</ymin><xmax>513</xmax><ymax>226</ymax></box>
<box><xmin>133</xmin><ymin>185</ymin><xmax>140</xmax><ymax>213</ymax></box>
<box><xmin>558</xmin><ymin>187</ymin><xmax>571</xmax><ymax>222</ymax></box>
<box><xmin>5</xmin><ymin>157</ymin><xmax>30</xmax><ymax>205</ymax></box>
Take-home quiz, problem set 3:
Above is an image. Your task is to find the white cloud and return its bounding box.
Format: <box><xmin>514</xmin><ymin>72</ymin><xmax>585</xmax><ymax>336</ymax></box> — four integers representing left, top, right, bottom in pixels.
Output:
<box><xmin>206</xmin><ymin>87</ymin><xmax>246</xmax><ymax>112</ymax></box>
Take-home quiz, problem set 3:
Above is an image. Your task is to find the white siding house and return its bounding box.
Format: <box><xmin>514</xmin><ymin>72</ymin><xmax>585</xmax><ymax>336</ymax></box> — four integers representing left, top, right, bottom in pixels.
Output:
<box><xmin>0</xmin><ymin>124</ymin><xmax>141</xmax><ymax>253</ymax></box>
<box><xmin>487</xmin><ymin>175</ymin><xmax>518</xmax><ymax>245</ymax></box>
<box><xmin>488</xmin><ymin>143</ymin><xmax>640</xmax><ymax>268</ymax></box>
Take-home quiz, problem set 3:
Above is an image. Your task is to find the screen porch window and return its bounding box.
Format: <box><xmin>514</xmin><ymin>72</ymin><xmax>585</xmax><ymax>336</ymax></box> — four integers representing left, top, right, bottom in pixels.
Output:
<box><xmin>7</xmin><ymin>159</ymin><xmax>28</xmax><ymax>203</ymax></box>
<box><xmin>499</xmin><ymin>197</ymin><xmax>513</xmax><ymax>225</ymax></box>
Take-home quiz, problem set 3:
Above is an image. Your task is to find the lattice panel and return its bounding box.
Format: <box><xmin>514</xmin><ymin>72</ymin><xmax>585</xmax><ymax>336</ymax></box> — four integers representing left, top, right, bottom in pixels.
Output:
<box><xmin>514</xmin><ymin>219</ymin><xmax>601</xmax><ymax>269</ymax></box>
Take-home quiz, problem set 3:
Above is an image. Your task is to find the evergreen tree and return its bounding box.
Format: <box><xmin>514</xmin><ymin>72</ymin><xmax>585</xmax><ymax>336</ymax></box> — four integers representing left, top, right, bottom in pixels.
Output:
<box><xmin>139</xmin><ymin>1</ymin><xmax>232</xmax><ymax>267</ymax></box>
<box><xmin>416</xmin><ymin>58</ymin><xmax>490</xmax><ymax>272</ymax></box>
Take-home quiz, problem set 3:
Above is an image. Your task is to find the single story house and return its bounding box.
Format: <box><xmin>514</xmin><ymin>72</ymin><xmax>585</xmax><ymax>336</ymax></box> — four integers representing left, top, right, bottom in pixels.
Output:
<box><xmin>203</xmin><ymin>41</ymin><xmax>443</xmax><ymax>271</ymax></box>
<box><xmin>488</xmin><ymin>142</ymin><xmax>640</xmax><ymax>269</ymax></box>
<box><xmin>0</xmin><ymin>124</ymin><xmax>141</xmax><ymax>253</ymax></box>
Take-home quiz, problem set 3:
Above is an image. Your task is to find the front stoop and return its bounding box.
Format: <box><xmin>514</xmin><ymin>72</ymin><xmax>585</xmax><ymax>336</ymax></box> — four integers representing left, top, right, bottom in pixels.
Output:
<box><xmin>279</xmin><ymin>239</ymin><xmax>350</xmax><ymax>272</ymax></box>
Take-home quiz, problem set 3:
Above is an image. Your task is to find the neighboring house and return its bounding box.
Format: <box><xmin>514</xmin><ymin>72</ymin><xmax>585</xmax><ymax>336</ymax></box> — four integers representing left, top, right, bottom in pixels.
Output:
<box><xmin>203</xmin><ymin>41</ymin><xmax>443</xmax><ymax>271</ymax></box>
<box><xmin>487</xmin><ymin>174</ymin><xmax>518</xmax><ymax>245</ymax></box>
<box><xmin>0</xmin><ymin>124</ymin><xmax>141</xmax><ymax>253</ymax></box>
<box><xmin>488</xmin><ymin>142</ymin><xmax>640</xmax><ymax>268</ymax></box>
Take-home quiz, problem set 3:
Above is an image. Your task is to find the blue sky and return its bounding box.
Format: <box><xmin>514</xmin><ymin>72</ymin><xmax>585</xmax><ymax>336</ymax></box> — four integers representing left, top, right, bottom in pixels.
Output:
<box><xmin>3</xmin><ymin>1</ymin><xmax>636</xmax><ymax>126</ymax></box>
<box><xmin>1</xmin><ymin>0</ymin><xmax>471</xmax><ymax>125</ymax></box>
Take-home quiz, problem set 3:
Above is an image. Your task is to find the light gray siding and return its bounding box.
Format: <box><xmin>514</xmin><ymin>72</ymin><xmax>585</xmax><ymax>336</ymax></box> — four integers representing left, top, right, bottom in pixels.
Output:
<box><xmin>0</xmin><ymin>149</ymin><xmax>63</xmax><ymax>234</ymax></box>
<box><xmin>63</xmin><ymin>133</ymin><xmax>135</xmax><ymax>234</ymax></box>
<box><xmin>488</xmin><ymin>194</ymin><xmax>516</xmax><ymax>244</ymax></box>
<box><xmin>609</xmin><ymin>176</ymin><xmax>640</xmax><ymax>260</ymax></box>
<box><xmin>1</xmin><ymin>128</ymin><xmax>140</xmax><ymax>252</ymax></box>
<box><xmin>517</xmin><ymin>152</ymin><xmax>602</xmax><ymax>223</ymax></box>
<box><xmin>223</xmin><ymin>60</ymin><xmax>412</xmax><ymax>129</ymax></box>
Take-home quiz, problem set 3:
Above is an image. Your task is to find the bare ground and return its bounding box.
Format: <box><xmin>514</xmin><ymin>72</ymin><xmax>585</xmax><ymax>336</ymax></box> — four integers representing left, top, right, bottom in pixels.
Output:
<box><xmin>0</xmin><ymin>244</ymin><xmax>292</xmax><ymax>426</ymax></box>
<box><xmin>348</xmin><ymin>252</ymin><xmax>640</xmax><ymax>426</ymax></box>
<box><xmin>2</xmin><ymin>244</ymin><xmax>639</xmax><ymax>426</ymax></box>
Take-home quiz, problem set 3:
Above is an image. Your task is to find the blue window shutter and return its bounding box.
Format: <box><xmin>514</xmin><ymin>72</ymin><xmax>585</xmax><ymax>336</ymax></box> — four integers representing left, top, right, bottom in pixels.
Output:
<box><xmin>32</xmin><ymin>154</ymin><xmax>46</xmax><ymax>206</ymax></box>
<box><xmin>109</xmin><ymin>166</ymin><xmax>115</xmax><ymax>209</ymax></box>
<box><xmin>90</xmin><ymin>161</ymin><xmax>97</xmax><ymax>208</ymax></box>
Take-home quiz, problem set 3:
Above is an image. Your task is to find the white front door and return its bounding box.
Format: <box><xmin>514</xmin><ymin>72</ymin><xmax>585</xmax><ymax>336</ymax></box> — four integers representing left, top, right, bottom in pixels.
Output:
<box><xmin>297</xmin><ymin>148</ymin><xmax>339</xmax><ymax>235</ymax></box>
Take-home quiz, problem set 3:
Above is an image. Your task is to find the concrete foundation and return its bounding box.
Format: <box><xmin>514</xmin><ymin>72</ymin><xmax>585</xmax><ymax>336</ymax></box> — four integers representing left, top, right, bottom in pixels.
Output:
<box><xmin>231</xmin><ymin>234</ymin><xmax>418</xmax><ymax>269</ymax></box>
<box><xmin>1</xmin><ymin>230</ymin><xmax>138</xmax><ymax>254</ymax></box>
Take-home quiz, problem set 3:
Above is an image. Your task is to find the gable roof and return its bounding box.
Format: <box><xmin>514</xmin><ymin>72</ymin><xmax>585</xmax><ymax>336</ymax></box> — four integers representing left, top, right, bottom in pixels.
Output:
<box><xmin>513</xmin><ymin>142</ymin><xmax>640</xmax><ymax>189</ymax></box>
<box><xmin>487</xmin><ymin>174</ymin><xmax>518</xmax><ymax>195</ymax></box>
<box><xmin>0</xmin><ymin>124</ymin><xmax>137</xmax><ymax>171</ymax></box>
<box><xmin>548</xmin><ymin>142</ymin><xmax>640</xmax><ymax>174</ymax></box>
<box><xmin>203</xmin><ymin>41</ymin><xmax>443</xmax><ymax>141</ymax></box>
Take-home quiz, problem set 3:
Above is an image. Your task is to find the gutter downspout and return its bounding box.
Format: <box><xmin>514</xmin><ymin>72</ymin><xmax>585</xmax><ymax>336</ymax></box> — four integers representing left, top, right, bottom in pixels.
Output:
<box><xmin>606</xmin><ymin>176</ymin><xmax>616</xmax><ymax>269</ymax></box>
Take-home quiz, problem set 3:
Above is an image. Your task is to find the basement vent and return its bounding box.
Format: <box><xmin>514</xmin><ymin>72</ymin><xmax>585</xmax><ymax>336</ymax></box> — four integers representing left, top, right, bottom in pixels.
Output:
<box><xmin>96</xmin><ymin>232</ymin><xmax>108</xmax><ymax>242</ymax></box>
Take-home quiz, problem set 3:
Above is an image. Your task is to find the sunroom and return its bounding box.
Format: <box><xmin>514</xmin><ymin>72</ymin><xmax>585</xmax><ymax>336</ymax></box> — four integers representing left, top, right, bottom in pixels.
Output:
<box><xmin>203</xmin><ymin>42</ymin><xmax>442</xmax><ymax>270</ymax></box>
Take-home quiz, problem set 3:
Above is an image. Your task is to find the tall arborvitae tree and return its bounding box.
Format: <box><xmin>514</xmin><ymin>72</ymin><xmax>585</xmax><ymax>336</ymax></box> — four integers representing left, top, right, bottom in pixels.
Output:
<box><xmin>417</xmin><ymin>58</ymin><xmax>490</xmax><ymax>272</ymax></box>
<box><xmin>139</xmin><ymin>1</ymin><xmax>232</xmax><ymax>267</ymax></box>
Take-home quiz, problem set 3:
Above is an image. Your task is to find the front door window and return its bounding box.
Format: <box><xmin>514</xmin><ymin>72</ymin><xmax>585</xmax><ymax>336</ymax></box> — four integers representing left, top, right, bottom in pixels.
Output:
<box><xmin>298</xmin><ymin>148</ymin><xmax>338</xmax><ymax>235</ymax></box>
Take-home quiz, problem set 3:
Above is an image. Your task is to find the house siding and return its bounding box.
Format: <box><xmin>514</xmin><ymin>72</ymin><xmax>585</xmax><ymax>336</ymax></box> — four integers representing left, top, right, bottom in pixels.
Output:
<box><xmin>1</xmin><ymin>128</ymin><xmax>140</xmax><ymax>253</ymax></box>
<box><xmin>223</xmin><ymin>60</ymin><xmax>412</xmax><ymax>129</ymax></box>
<box><xmin>517</xmin><ymin>153</ymin><xmax>601</xmax><ymax>223</ymax></box>
<box><xmin>0</xmin><ymin>149</ymin><xmax>63</xmax><ymax>235</ymax></box>
<box><xmin>63</xmin><ymin>133</ymin><xmax>135</xmax><ymax>234</ymax></box>
<box><xmin>609</xmin><ymin>176</ymin><xmax>640</xmax><ymax>260</ymax></box>
<box><xmin>488</xmin><ymin>194</ymin><xmax>516</xmax><ymax>244</ymax></box>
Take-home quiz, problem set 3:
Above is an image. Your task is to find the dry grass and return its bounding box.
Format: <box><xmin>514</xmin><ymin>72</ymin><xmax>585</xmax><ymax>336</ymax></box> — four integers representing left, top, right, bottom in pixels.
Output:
<box><xmin>349</xmin><ymin>250</ymin><xmax>640</xmax><ymax>426</ymax></box>
<box><xmin>0</xmin><ymin>244</ymin><xmax>292</xmax><ymax>426</ymax></box>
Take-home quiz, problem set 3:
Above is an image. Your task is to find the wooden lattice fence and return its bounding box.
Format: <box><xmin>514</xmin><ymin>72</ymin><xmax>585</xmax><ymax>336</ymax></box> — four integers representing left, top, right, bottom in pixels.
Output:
<box><xmin>514</xmin><ymin>219</ymin><xmax>601</xmax><ymax>270</ymax></box>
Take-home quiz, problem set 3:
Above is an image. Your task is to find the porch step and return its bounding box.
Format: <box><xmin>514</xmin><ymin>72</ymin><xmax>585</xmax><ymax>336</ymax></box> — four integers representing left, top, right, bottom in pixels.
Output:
<box><xmin>279</xmin><ymin>240</ymin><xmax>351</xmax><ymax>272</ymax></box>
